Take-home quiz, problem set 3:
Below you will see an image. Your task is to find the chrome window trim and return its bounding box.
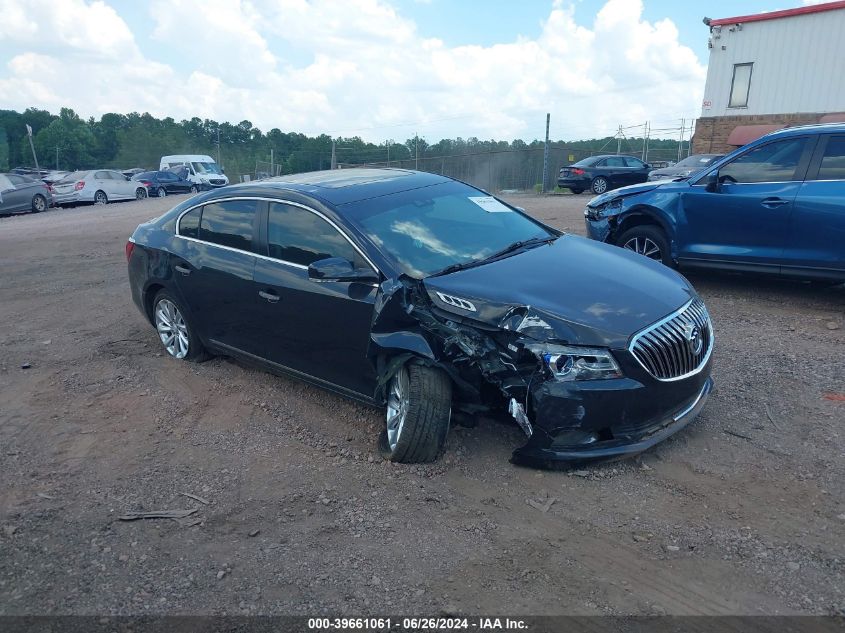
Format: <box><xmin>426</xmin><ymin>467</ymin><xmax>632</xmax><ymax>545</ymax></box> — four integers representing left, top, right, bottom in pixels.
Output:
<box><xmin>174</xmin><ymin>195</ymin><xmax>381</xmax><ymax>275</ymax></box>
<box><xmin>628</xmin><ymin>298</ymin><xmax>715</xmax><ymax>382</ymax></box>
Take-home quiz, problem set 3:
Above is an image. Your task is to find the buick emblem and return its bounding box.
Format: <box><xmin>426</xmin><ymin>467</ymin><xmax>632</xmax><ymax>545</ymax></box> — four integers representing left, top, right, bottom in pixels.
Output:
<box><xmin>683</xmin><ymin>323</ymin><xmax>703</xmax><ymax>355</ymax></box>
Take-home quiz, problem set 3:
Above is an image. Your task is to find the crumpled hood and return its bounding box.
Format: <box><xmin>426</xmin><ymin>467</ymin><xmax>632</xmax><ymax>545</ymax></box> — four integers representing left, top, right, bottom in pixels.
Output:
<box><xmin>423</xmin><ymin>234</ymin><xmax>695</xmax><ymax>348</ymax></box>
<box><xmin>587</xmin><ymin>181</ymin><xmax>664</xmax><ymax>207</ymax></box>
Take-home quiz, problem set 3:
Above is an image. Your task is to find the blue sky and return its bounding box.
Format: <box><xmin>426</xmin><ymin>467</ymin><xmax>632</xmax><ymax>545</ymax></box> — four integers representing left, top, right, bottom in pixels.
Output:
<box><xmin>0</xmin><ymin>0</ymin><xmax>811</xmax><ymax>141</ymax></box>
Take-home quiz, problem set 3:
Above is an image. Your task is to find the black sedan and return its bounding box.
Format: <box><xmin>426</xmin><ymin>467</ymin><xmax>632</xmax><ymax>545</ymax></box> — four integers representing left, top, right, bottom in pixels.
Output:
<box><xmin>558</xmin><ymin>155</ymin><xmax>651</xmax><ymax>195</ymax></box>
<box><xmin>127</xmin><ymin>169</ymin><xmax>713</xmax><ymax>467</ymax></box>
<box><xmin>132</xmin><ymin>170</ymin><xmax>198</xmax><ymax>198</ymax></box>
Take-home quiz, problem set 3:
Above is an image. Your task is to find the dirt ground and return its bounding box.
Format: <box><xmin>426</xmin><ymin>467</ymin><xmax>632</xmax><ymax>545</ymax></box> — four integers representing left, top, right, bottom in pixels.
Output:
<box><xmin>0</xmin><ymin>192</ymin><xmax>843</xmax><ymax>617</ymax></box>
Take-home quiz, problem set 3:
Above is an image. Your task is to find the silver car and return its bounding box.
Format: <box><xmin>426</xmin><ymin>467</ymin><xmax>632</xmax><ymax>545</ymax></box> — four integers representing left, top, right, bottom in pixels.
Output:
<box><xmin>0</xmin><ymin>173</ymin><xmax>52</xmax><ymax>216</ymax></box>
<box><xmin>52</xmin><ymin>169</ymin><xmax>148</xmax><ymax>207</ymax></box>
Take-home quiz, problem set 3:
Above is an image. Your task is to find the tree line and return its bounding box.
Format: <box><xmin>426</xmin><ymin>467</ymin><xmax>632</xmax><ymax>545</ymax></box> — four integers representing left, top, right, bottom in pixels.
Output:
<box><xmin>0</xmin><ymin>107</ymin><xmax>685</xmax><ymax>180</ymax></box>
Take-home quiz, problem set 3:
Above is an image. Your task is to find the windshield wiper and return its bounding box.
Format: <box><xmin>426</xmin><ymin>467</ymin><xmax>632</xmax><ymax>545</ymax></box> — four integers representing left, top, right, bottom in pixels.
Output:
<box><xmin>430</xmin><ymin>235</ymin><xmax>556</xmax><ymax>278</ymax></box>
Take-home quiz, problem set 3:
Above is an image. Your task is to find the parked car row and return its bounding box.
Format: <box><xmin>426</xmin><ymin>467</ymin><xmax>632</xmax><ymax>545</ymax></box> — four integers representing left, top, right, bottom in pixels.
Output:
<box><xmin>558</xmin><ymin>154</ymin><xmax>725</xmax><ymax>194</ymax></box>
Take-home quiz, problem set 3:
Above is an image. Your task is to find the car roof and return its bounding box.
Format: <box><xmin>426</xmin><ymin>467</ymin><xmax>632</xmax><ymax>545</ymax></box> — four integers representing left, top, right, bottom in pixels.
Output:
<box><xmin>763</xmin><ymin>122</ymin><xmax>845</xmax><ymax>140</ymax></box>
<box><xmin>220</xmin><ymin>168</ymin><xmax>452</xmax><ymax>205</ymax></box>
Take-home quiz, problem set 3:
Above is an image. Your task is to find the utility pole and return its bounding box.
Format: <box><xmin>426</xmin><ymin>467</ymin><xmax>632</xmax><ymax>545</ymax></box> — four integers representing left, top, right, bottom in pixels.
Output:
<box><xmin>55</xmin><ymin>146</ymin><xmax>59</xmax><ymax>171</ymax></box>
<box><xmin>642</xmin><ymin>122</ymin><xmax>650</xmax><ymax>162</ymax></box>
<box><xmin>678</xmin><ymin>118</ymin><xmax>685</xmax><ymax>162</ymax></box>
<box><xmin>270</xmin><ymin>148</ymin><xmax>274</xmax><ymax>176</ymax></box>
<box><xmin>616</xmin><ymin>125</ymin><xmax>622</xmax><ymax>155</ymax></box>
<box><xmin>414</xmin><ymin>133</ymin><xmax>419</xmax><ymax>170</ymax></box>
<box><xmin>542</xmin><ymin>113</ymin><xmax>550</xmax><ymax>193</ymax></box>
<box><xmin>25</xmin><ymin>124</ymin><xmax>40</xmax><ymax>173</ymax></box>
<box><xmin>330</xmin><ymin>140</ymin><xmax>337</xmax><ymax>169</ymax></box>
<box><xmin>216</xmin><ymin>127</ymin><xmax>221</xmax><ymax>166</ymax></box>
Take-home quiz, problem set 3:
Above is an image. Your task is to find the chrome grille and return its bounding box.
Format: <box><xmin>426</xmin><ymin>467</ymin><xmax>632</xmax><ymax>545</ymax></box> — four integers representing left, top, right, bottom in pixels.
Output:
<box><xmin>629</xmin><ymin>298</ymin><xmax>713</xmax><ymax>381</ymax></box>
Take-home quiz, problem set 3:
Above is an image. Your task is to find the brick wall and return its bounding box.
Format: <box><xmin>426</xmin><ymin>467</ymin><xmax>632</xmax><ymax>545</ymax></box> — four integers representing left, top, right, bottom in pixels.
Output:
<box><xmin>692</xmin><ymin>112</ymin><xmax>826</xmax><ymax>154</ymax></box>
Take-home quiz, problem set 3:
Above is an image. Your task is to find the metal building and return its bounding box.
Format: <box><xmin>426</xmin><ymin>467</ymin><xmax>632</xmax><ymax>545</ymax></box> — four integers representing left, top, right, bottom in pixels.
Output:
<box><xmin>693</xmin><ymin>1</ymin><xmax>845</xmax><ymax>153</ymax></box>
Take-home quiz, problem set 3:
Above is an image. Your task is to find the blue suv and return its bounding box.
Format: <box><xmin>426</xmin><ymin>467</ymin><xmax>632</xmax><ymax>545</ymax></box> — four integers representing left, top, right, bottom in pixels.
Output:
<box><xmin>584</xmin><ymin>123</ymin><xmax>845</xmax><ymax>282</ymax></box>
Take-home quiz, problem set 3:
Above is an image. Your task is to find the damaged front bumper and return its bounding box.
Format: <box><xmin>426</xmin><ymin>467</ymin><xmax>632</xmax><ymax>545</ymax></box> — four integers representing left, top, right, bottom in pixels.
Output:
<box><xmin>512</xmin><ymin>357</ymin><xmax>713</xmax><ymax>467</ymax></box>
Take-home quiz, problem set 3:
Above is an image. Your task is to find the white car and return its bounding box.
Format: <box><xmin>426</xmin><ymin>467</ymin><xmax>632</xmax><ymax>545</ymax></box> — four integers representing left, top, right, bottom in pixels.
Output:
<box><xmin>52</xmin><ymin>169</ymin><xmax>148</xmax><ymax>207</ymax></box>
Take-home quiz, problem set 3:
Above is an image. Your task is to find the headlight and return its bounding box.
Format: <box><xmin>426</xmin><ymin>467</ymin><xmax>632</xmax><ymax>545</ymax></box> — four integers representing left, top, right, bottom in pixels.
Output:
<box><xmin>584</xmin><ymin>197</ymin><xmax>621</xmax><ymax>220</ymax></box>
<box><xmin>527</xmin><ymin>344</ymin><xmax>622</xmax><ymax>381</ymax></box>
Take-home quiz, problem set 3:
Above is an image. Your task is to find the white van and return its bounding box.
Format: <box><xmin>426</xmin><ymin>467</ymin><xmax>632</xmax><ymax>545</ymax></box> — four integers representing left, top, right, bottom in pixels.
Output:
<box><xmin>159</xmin><ymin>155</ymin><xmax>229</xmax><ymax>190</ymax></box>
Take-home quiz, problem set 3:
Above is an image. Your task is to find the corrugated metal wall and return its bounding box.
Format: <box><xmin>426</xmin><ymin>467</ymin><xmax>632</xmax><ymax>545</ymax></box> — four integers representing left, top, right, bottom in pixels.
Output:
<box><xmin>701</xmin><ymin>9</ymin><xmax>845</xmax><ymax>117</ymax></box>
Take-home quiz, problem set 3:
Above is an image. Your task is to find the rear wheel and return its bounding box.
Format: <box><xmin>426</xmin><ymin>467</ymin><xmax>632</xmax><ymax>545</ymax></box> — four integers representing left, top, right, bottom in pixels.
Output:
<box><xmin>591</xmin><ymin>177</ymin><xmax>609</xmax><ymax>195</ymax></box>
<box><xmin>617</xmin><ymin>225</ymin><xmax>673</xmax><ymax>267</ymax></box>
<box><xmin>569</xmin><ymin>188</ymin><xmax>583</xmax><ymax>195</ymax></box>
<box><xmin>94</xmin><ymin>190</ymin><xmax>108</xmax><ymax>205</ymax></box>
<box><xmin>379</xmin><ymin>364</ymin><xmax>452</xmax><ymax>463</ymax></box>
<box><xmin>157</xmin><ymin>187</ymin><xmax>167</xmax><ymax>198</ymax></box>
<box><xmin>135</xmin><ymin>187</ymin><xmax>147</xmax><ymax>200</ymax></box>
<box><xmin>152</xmin><ymin>290</ymin><xmax>209</xmax><ymax>362</ymax></box>
<box><xmin>189</xmin><ymin>185</ymin><xmax>198</xmax><ymax>194</ymax></box>
<box><xmin>31</xmin><ymin>194</ymin><xmax>47</xmax><ymax>212</ymax></box>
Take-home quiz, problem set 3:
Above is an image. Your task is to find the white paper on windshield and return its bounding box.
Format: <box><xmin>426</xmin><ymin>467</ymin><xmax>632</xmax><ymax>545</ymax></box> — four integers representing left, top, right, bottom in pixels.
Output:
<box><xmin>468</xmin><ymin>196</ymin><xmax>512</xmax><ymax>213</ymax></box>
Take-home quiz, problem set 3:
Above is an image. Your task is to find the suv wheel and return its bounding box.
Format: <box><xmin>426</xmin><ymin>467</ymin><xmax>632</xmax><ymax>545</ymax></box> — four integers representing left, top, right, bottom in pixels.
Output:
<box><xmin>617</xmin><ymin>225</ymin><xmax>673</xmax><ymax>267</ymax></box>
<box><xmin>379</xmin><ymin>364</ymin><xmax>452</xmax><ymax>463</ymax></box>
<box><xmin>591</xmin><ymin>177</ymin><xmax>609</xmax><ymax>194</ymax></box>
<box><xmin>152</xmin><ymin>290</ymin><xmax>209</xmax><ymax>362</ymax></box>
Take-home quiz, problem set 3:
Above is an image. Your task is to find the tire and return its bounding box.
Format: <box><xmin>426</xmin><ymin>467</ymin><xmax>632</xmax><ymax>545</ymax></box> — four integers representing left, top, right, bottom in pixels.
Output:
<box><xmin>591</xmin><ymin>177</ymin><xmax>609</xmax><ymax>195</ymax></box>
<box><xmin>189</xmin><ymin>185</ymin><xmax>198</xmax><ymax>194</ymax></box>
<box><xmin>135</xmin><ymin>187</ymin><xmax>147</xmax><ymax>200</ymax></box>
<box><xmin>152</xmin><ymin>290</ymin><xmax>209</xmax><ymax>362</ymax></box>
<box><xmin>616</xmin><ymin>225</ymin><xmax>674</xmax><ymax>267</ymax></box>
<box><xmin>31</xmin><ymin>194</ymin><xmax>47</xmax><ymax>213</ymax></box>
<box><xmin>379</xmin><ymin>364</ymin><xmax>452</xmax><ymax>463</ymax></box>
<box><xmin>94</xmin><ymin>190</ymin><xmax>108</xmax><ymax>205</ymax></box>
<box><xmin>157</xmin><ymin>187</ymin><xmax>167</xmax><ymax>198</ymax></box>
<box><xmin>569</xmin><ymin>188</ymin><xmax>583</xmax><ymax>195</ymax></box>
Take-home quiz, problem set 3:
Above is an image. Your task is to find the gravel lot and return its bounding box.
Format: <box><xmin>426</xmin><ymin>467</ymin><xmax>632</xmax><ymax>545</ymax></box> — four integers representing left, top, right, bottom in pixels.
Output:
<box><xmin>0</xmin><ymin>192</ymin><xmax>843</xmax><ymax>616</ymax></box>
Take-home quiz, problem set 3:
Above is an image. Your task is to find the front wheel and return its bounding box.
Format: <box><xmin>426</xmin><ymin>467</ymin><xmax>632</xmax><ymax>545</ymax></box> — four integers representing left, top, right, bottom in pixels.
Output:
<box><xmin>152</xmin><ymin>290</ymin><xmax>209</xmax><ymax>362</ymax></box>
<box><xmin>617</xmin><ymin>225</ymin><xmax>674</xmax><ymax>267</ymax></box>
<box><xmin>94</xmin><ymin>190</ymin><xmax>108</xmax><ymax>205</ymax></box>
<box><xmin>591</xmin><ymin>177</ymin><xmax>609</xmax><ymax>195</ymax></box>
<box><xmin>379</xmin><ymin>364</ymin><xmax>452</xmax><ymax>463</ymax></box>
<box><xmin>157</xmin><ymin>187</ymin><xmax>167</xmax><ymax>198</ymax></box>
<box><xmin>32</xmin><ymin>194</ymin><xmax>47</xmax><ymax>212</ymax></box>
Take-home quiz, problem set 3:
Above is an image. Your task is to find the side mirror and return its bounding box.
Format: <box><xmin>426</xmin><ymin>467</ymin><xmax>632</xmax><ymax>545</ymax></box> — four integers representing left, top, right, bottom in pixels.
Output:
<box><xmin>704</xmin><ymin>170</ymin><xmax>720</xmax><ymax>193</ymax></box>
<box><xmin>643</xmin><ymin>163</ymin><xmax>651</xmax><ymax>170</ymax></box>
<box><xmin>308</xmin><ymin>257</ymin><xmax>379</xmax><ymax>284</ymax></box>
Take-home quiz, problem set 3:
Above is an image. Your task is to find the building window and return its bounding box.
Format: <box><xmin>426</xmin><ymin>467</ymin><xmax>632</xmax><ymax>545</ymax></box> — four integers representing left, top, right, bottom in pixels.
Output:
<box><xmin>728</xmin><ymin>63</ymin><xmax>753</xmax><ymax>108</ymax></box>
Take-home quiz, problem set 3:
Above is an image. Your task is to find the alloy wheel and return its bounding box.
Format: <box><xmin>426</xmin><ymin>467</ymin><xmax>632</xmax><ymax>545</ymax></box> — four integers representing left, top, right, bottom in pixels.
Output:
<box><xmin>592</xmin><ymin>178</ymin><xmax>608</xmax><ymax>194</ymax></box>
<box><xmin>154</xmin><ymin>298</ymin><xmax>189</xmax><ymax>359</ymax></box>
<box><xmin>136</xmin><ymin>188</ymin><xmax>147</xmax><ymax>200</ymax></box>
<box><xmin>385</xmin><ymin>368</ymin><xmax>410</xmax><ymax>452</ymax></box>
<box><xmin>623</xmin><ymin>236</ymin><xmax>662</xmax><ymax>260</ymax></box>
<box><xmin>157</xmin><ymin>188</ymin><xmax>167</xmax><ymax>198</ymax></box>
<box><xmin>33</xmin><ymin>196</ymin><xmax>46</xmax><ymax>212</ymax></box>
<box><xmin>94</xmin><ymin>191</ymin><xmax>107</xmax><ymax>205</ymax></box>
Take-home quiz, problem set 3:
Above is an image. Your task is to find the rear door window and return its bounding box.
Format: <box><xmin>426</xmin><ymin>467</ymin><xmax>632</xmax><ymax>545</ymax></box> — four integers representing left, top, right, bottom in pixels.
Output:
<box><xmin>604</xmin><ymin>157</ymin><xmax>626</xmax><ymax>168</ymax></box>
<box><xmin>624</xmin><ymin>157</ymin><xmax>645</xmax><ymax>168</ymax></box>
<box><xmin>267</xmin><ymin>202</ymin><xmax>361</xmax><ymax>267</ymax></box>
<box><xmin>178</xmin><ymin>207</ymin><xmax>201</xmax><ymax>238</ymax></box>
<box><xmin>199</xmin><ymin>199</ymin><xmax>258</xmax><ymax>252</ymax></box>
<box><xmin>718</xmin><ymin>138</ymin><xmax>808</xmax><ymax>183</ymax></box>
<box><xmin>816</xmin><ymin>136</ymin><xmax>845</xmax><ymax>180</ymax></box>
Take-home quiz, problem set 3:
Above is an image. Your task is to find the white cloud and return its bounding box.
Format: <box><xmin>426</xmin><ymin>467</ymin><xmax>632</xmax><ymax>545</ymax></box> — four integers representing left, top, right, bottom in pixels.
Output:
<box><xmin>0</xmin><ymin>0</ymin><xmax>706</xmax><ymax>141</ymax></box>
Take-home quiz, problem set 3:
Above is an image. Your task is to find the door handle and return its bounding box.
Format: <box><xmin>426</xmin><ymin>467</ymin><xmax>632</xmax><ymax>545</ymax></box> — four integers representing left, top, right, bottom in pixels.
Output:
<box><xmin>174</xmin><ymin>264</ymin><xmax>191</xmax><ymax>275</ymax></box>
<box><xmin>761</xmin><ymin>197</ymin><xmax>790</xmax><ymax>208</ymax></box>
<box><xmin>258</xmin><ymin>290</ymin><xmax>280</xmax><ymax>303</ymax></box>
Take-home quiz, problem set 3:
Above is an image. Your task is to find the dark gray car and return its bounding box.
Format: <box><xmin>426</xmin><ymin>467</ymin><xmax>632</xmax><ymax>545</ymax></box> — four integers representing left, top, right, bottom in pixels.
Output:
<box><xmin>0</xmin><ymin>173</ymin><xmax>52</xmax><ymax>215</ymax></box>
<box><xmin>647</xmin><ymin>154</ymin><xmax>723</xmax><ymax>181</ymax></box>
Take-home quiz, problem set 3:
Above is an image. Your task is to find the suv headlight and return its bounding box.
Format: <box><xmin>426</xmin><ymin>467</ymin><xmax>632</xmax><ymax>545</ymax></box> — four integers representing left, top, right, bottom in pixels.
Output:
<box><xmin>584</xmin><ymin>197</ymin><xmax>621</xmax><ymax>220</ymax></box>
<box><xmin>527</xmin><ymin>344</ymin><xmax>622</xmax><ymax>381</ymax></box>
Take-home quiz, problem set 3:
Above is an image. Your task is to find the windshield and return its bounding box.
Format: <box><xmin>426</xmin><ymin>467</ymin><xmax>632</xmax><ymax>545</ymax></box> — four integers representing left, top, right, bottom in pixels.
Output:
<box><xmin>57</xmin><ymin>171</ymin><xmax>88</xmax><ymax>183</ymax></box>
<box><xmin>191</xmin><ymin>161</ymin><xmax>222</xmax><ymax>175</ymax></box>
<box><xmin>673</xmin><ymin>155</ymin><xmax>718</xmax><ymax>169</ymax></box>
<box><xmin>343</xmin><ymin>181</ymin><xmax>553</xmax><ymax>278</ymax></box>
